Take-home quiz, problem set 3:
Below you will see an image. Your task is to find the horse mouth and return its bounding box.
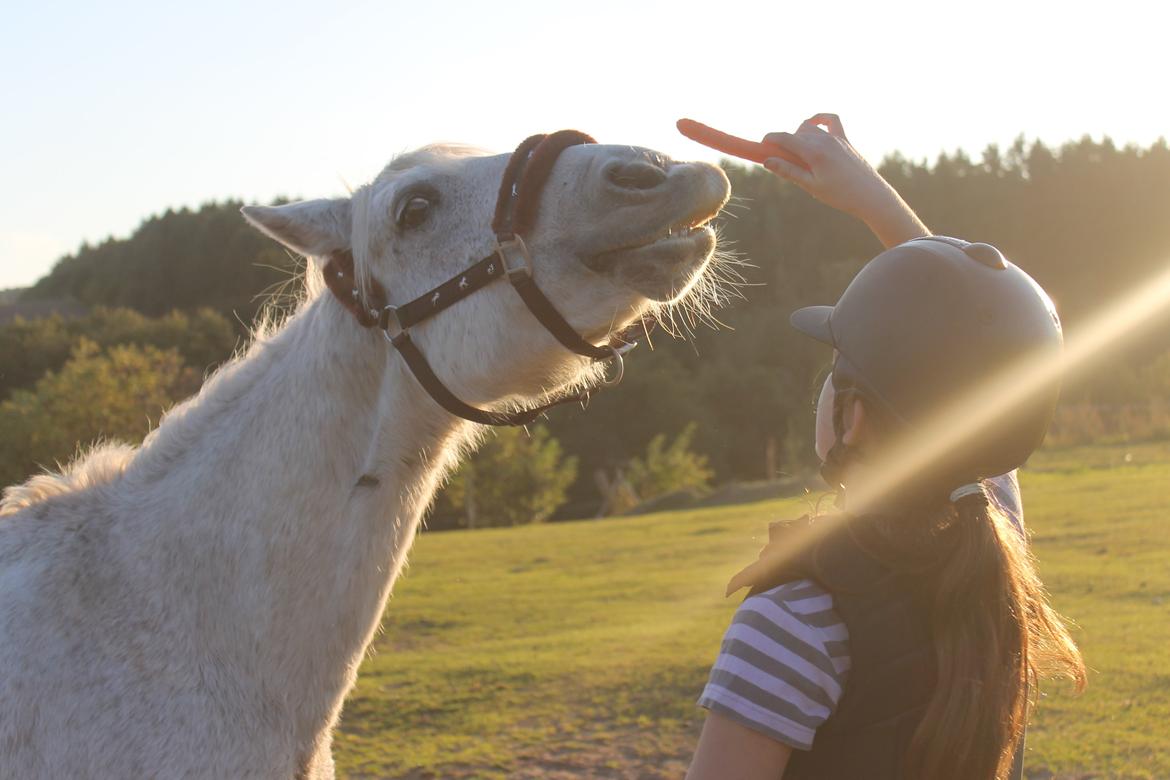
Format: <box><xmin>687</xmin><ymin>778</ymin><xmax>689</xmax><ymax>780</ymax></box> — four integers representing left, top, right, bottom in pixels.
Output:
<box><xmin>579</xmin><ymin>151</ymin><xmax>730</xmax><ymax>302</ymax></box>
<box><xmin>585</xmin><ymin>210</ymin><xmax>720</xmax><ymax>277</ymax></box>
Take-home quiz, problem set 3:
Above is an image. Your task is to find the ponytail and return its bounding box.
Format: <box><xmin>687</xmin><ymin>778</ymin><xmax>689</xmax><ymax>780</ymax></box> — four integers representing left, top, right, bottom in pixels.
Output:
<box><xmin>903</xmin><ymin>486</ymin><xmax>1086</xmax><ymax>780</ymax></box>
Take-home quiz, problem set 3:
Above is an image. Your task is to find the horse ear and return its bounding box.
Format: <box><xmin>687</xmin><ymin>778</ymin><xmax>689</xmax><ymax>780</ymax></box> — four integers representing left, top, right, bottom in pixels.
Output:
<box><xmin>241</xmin><ymin>198</ymin><xmax>351</xmax><ymax>259</ymax></box>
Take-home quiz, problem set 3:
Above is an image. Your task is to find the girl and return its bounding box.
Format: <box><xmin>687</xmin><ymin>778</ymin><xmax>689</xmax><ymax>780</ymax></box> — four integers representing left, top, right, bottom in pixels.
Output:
<box><xmin>686</xmin><ymin>115</ymin><xmax>1085</xmax><ymax>780</ymax></box>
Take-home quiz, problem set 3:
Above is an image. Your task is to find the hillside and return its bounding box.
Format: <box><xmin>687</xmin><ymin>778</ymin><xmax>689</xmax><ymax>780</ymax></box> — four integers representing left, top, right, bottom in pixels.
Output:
<box><xmin>25</xmin><ymin>201</ymin><xmax>299</xmax><ymax>322</ymax></box>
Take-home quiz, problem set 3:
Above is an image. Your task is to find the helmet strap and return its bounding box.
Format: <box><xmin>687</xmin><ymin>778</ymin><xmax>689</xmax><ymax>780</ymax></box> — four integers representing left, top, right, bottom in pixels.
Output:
<box><xmin>819</xmin><ymin>385</ymin><xmax>857</xmax><ymax>506</ymax></box>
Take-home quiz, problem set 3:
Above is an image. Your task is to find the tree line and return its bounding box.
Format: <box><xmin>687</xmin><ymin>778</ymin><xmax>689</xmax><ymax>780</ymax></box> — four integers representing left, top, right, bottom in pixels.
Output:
<box><xmin>10</xmin><ymin>134</ymin><xmax>1170</xmax><ymax>525</ymax></box>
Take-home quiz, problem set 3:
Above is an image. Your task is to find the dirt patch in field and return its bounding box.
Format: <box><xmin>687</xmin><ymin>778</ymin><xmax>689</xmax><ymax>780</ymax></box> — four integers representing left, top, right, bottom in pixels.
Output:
<box><xmin>370</xmin><ymin>725</ymin><xmax>696</xmax><ymax>780</ymax></box>
<box><xmin>507</xmin><ymin>729</ymin><xmax>694</xmax><ymax>780</ymax></box>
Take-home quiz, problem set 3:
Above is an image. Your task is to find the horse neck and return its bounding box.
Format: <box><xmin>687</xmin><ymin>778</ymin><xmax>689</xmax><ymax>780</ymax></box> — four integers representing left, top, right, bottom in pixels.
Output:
<box><xmin>122</xmin><ymin>290</ymin><xmax>472</xmax><ymax>733</ymax></box>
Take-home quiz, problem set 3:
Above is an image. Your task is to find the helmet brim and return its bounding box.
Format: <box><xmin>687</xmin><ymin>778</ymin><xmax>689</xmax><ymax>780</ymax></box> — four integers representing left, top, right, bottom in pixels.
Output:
<box><xmin>790</xmin><ymin>305</ymin><xmax>835</xmax><ymax>346</ymax></box>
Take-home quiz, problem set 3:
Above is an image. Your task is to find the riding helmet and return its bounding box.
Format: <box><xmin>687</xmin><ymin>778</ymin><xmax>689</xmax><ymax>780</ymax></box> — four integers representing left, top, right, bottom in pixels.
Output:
<box><xmin>791</xmin><ymin>236</ymin><xmax>1063</xmax><ymax>484</ymax></box>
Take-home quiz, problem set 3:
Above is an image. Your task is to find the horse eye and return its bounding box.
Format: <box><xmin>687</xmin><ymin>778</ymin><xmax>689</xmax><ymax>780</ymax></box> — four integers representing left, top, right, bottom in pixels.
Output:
<box><xmin>397</xmin><ymin>195</ymin><xmax>432</xmax><ymax>230</ymax></box>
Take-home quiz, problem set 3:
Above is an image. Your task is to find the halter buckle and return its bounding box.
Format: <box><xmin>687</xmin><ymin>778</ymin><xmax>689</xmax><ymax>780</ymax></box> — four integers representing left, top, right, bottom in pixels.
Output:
<box><xmin>379</xmin><ymin>305</ymin><xmax>405</xmax><ymax>340</ymax></box>
<box><xmin>495</xmin><ymin>235</ymin><xmax>533</xmax><ymax>281</ymax></box>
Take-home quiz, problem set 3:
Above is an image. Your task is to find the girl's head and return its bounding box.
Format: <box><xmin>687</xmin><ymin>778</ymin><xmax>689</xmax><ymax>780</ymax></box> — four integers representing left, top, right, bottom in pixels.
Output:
<box><xmin>796</xmin><ymin>236</ymin><xmax>1064</xmax><ymax>501</ymax></box>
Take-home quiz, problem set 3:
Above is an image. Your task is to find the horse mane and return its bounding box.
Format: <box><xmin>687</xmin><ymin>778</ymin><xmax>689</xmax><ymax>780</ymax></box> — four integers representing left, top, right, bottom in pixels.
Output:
<box><xmin>0</xmin><ymin>443</ymin><xmax>137</xmax><ymax>516</ymax></box>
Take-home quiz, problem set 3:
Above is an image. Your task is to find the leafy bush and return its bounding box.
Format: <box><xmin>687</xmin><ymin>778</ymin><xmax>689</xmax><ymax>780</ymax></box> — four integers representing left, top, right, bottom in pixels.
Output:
<box><xmin>439</xmin><ymin>426</ymin><xmax>578</xmax><ymax>528</ymax></box>
<box><xmin>0</xmin><ymin>340</ymin><xmax>199</xmax><ymax>487</ymax></box>
<box><xmin>626</xmin><ymin>423</ymin><xmax>713</xmax><ymax>502</ymax></box>
<box><xmin>1047</xmin><ymin>400</ymin><xmax>1170</xmax><ymax>448</ymax></box>
<box><xmin>0</xmin><ymin>307</ymin><xmax>236</xmax><ymax>400</ymax></box>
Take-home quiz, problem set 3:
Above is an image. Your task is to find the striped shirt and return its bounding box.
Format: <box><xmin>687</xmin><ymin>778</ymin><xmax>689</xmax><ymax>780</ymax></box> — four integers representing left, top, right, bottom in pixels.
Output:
<box><xmin>699</xmin><ymin>472</ymin><xmax>1024</xmax><ymax>750</ymax></box>
<box><xmin>698</xmin><ymin>578</ymin><xmax>851</xmax><ymax>749</ymax></box>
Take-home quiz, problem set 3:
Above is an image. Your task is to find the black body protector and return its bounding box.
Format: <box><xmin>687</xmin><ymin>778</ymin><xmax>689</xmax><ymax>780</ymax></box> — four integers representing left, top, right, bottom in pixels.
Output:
<box><xmin>748</xmin><ymin>514</ymin><xmax>935</xmax><ymax>779</ymax></box>
<box><xmin>763</xmin><ymin>237</ymin><xmax>1061</xmax><ymax>779</ymax></box>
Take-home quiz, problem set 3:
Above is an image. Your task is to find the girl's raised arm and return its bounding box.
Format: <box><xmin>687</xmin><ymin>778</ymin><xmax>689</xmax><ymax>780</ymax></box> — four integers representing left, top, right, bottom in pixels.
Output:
<box><xmin>762</xmin><ymin>113</ymin><xmax>930</xmax><ymax>249</ymax></box>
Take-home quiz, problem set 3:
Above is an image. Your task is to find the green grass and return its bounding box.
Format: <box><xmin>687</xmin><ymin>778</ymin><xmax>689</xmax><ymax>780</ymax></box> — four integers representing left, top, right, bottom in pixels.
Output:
<box><xmin>335</xmin><ymin>442</ymin><xmax>1170</xmax><ymax>779</ymax></box>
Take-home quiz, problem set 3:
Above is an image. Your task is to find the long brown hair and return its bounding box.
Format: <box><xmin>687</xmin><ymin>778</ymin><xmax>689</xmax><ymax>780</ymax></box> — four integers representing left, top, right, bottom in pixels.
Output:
<box><xmin>886</xmin><ymin>488</ymin><xmax>1087</xmax><ymax>780</ymax></box>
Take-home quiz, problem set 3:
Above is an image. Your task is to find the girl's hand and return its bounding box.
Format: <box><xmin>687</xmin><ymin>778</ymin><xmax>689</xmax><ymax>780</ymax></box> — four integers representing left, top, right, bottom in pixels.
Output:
<box><xmin>763</xmin><ymin>114</ymin><xmax>929</xmax><ymax>248</ymax></box>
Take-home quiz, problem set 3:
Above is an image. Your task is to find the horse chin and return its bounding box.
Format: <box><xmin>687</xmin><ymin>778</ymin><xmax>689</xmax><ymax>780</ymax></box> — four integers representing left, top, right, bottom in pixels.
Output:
<box><xmin>585</xmin><ymin>227</ymin><xmax>715</xmax><ymax>302</ymax></box>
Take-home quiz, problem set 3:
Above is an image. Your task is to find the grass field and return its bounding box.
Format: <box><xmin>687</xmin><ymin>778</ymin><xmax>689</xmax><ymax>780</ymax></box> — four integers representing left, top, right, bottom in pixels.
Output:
<box><xmin>334</xmin><ymin>442</ymin><xmax>1170</xmax><ymax>779</ymax></box>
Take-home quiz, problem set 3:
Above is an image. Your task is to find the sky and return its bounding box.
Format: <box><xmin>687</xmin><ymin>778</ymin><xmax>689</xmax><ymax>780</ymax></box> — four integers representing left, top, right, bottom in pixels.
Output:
<box><xmin>1</xmin><ymin>0</ymin><xmax>1166</xmax><ymax>290</ymax></box>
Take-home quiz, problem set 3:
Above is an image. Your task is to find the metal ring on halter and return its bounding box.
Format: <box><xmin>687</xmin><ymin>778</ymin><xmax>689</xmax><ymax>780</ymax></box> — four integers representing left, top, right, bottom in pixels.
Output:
<box><xmin>613</xmin><ymin>339</ymin><xmax>639</xmax><ymax>356</ymax></box>
<box><xmin>379</xmin><ymin>305</ymin><xmax>405</xmax><ymax>342</ymax></box>
<box><xmin>599</xmin><ymin>346</ymin><xmax>625</xmax><ymax>386</ymax></box>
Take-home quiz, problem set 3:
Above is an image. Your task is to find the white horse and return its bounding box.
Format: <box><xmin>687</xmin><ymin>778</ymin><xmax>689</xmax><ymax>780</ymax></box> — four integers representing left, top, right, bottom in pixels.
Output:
<box><xmin>0</xmin><ymin>137</ymin><xmax>730</xmax><ymax>778</ymax></box>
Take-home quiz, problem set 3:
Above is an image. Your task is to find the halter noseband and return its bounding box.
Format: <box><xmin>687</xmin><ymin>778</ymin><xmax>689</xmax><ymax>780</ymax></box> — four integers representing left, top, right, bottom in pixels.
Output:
<box><xmin>323</xmin><ymin>130</ymin><xmax>636</xmax><ymax>427</ymax></box>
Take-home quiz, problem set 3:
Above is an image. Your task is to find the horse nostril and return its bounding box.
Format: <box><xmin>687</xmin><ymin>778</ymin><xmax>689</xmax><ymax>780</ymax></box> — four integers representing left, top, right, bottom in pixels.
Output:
<box><xmin>606</xmin><ymin>161</ymin><xmax>667</xmax><ymax>191</ymax></box>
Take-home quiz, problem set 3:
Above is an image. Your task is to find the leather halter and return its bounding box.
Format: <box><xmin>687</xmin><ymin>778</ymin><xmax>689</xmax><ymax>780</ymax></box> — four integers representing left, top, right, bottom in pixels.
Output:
<box><xmin>323</xmin><ymin>130</ymin><xmax>637</xmax><ymax>426</ymax></box>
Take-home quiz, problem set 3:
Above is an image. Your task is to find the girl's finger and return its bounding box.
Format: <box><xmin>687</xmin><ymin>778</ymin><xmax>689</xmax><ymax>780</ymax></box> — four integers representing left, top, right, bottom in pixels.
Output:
<box><xmin>806</xmin><ymin>113</ymin><xmax>847</xmax><ymax>140</ymax></box>
<box><xmin>765</xmin><ymin>157</ymin><xmax>814</xmax><ymax>187</ymax></box>
<box><xmin>797</xmin><ymin>117</ymin><xmax>830</xmax><ymax>135</ymax></box>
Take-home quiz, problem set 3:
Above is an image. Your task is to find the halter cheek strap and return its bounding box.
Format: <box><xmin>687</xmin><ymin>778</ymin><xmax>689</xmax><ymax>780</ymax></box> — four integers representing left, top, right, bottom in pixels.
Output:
<box><xmin>323</xmin><ymin>130</ymin><xmax>638</xmax><ymax>427</ymax></box>
<box><xmin>492</xmin><ymin>131</ymin><xmax>616</xmax><ymax>362</ymax></box>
